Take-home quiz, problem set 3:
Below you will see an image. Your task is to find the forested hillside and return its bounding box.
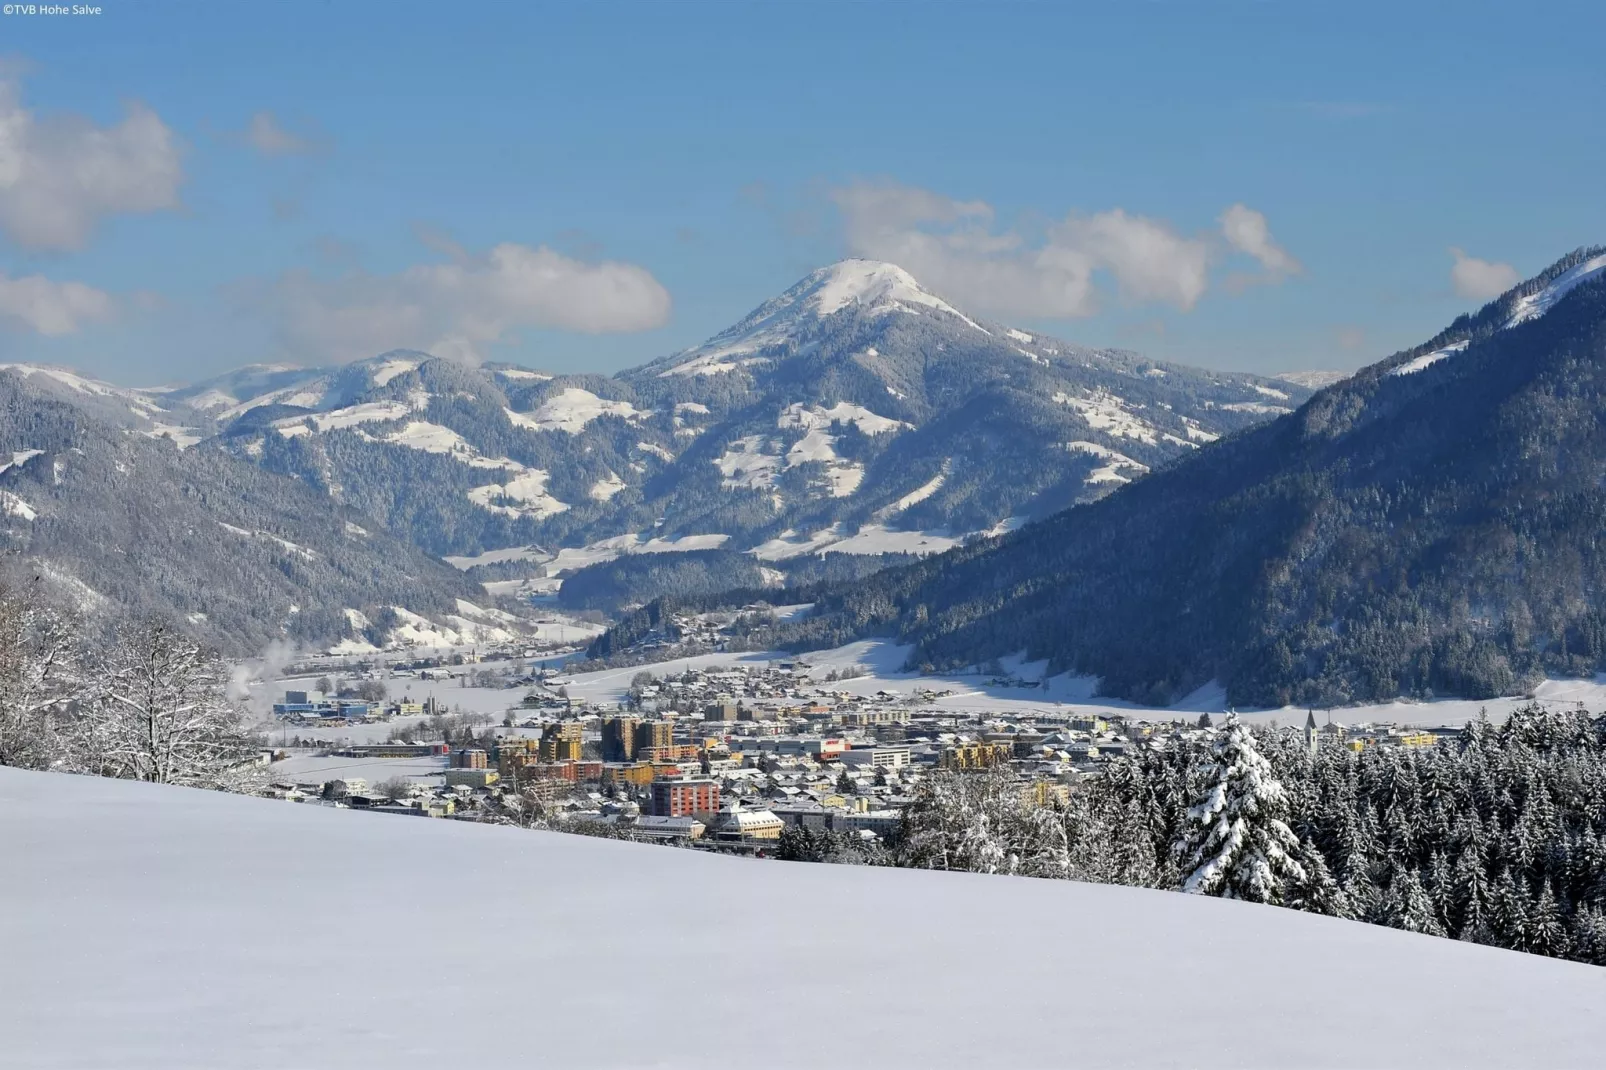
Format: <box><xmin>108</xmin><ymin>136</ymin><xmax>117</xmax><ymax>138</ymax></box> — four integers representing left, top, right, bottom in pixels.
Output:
<box><xmin>683</xmin><ymin>249</ymin><xmax>1606</xmax><ymax>708</ymax></box>
<box><xmin>0</xmin><ymin>372</ymin><xmax>497</xmax><ymax>653</ymax></box>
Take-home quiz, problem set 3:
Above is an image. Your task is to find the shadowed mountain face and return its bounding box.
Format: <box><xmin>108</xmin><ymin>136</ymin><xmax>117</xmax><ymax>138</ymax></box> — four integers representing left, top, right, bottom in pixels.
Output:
<box><xmin>687</xmin><ymin>249</ymin><xmax>1606</xmax><ymax>708</ymax></box>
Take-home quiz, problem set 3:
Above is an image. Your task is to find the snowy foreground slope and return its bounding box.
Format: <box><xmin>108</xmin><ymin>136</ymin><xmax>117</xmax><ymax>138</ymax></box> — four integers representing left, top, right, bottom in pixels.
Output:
<box><xmin>5</xmin><ymin>770</ymin><xmax>1606</xmax><ymax>1070</ymax></box>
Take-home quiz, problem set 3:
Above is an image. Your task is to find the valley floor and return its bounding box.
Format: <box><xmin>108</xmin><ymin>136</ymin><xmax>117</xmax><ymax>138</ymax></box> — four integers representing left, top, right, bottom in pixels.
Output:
<box><xmin>4</xmin><ymin>766</ymin><xmax>1605</xmax><ymax>1069</ymax></box>
<box><xmin>264</xmin><ymin>638</ymin><xmax>1606</xmax><ymax>752</ymax></box>
<box><xmin>555</xmin><ymin>639</ymin><xmax>1606</xmax><ymax>728</ymax></box>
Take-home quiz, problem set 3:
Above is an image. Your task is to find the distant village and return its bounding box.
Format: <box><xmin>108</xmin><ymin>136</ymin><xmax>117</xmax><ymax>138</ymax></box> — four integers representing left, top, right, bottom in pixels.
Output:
<box><xmin>261</xmin><ymin>658</ymin><xmax>1464</xmax><ymax>849</ymax></box>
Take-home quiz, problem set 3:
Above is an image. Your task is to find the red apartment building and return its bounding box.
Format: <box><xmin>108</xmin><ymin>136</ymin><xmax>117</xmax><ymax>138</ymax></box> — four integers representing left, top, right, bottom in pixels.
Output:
<box><xmin>650</xmin><ymin>779</ymin><xmax>720</xmax><ymax>817</ymax></box>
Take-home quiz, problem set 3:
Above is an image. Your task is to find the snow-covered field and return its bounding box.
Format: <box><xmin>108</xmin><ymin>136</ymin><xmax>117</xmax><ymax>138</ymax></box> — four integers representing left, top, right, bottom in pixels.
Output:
<box><xmin>4</xmin><ymin>767</ymin><xmax>1603</xmax><ymax>1069</ymax></box>
<box><xmin>266</xmin><ymin>753</ymin><xmax>448</xmax><ymax>785</ymax></box>
<box><xmin>747</xmin><ymin>523</ymin><xmax>970</xmax><ymax>561</ymax></box>
<box><xmin>509</xmin><ymin>387</ymin><xmax>644</xmax><ymax>433</ymax></box>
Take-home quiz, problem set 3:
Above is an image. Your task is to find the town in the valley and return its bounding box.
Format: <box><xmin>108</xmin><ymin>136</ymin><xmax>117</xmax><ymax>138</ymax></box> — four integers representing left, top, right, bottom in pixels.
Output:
<box><xmin>258</xmin><ymin>647</ymin><xmax>1463</xmax><ymax>849</ymax></box>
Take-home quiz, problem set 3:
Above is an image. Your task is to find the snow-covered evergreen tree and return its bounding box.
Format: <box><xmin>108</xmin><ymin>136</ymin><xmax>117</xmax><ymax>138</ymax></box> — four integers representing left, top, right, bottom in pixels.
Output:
<box><xmin>1176</xmin><ymin>714</ymin><xmax>1308</xmax><ymax>904</ymax></box>
<box><xmin>901</xmin><ymin>765</ymin><xmax>1033</xmax><ymax>875</ymax></box>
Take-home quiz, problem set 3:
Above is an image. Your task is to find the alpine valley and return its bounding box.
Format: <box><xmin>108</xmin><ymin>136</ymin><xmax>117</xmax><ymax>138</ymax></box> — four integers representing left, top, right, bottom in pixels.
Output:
<box><xmin>0</xmin><ymin>259</ymin><xmax>1309</xmax><ymax>653</ymax></box>
<box><xmin>682</xmin><ymin>248</ymin><xmax>1606</xmax><ymax>710</ymax></box>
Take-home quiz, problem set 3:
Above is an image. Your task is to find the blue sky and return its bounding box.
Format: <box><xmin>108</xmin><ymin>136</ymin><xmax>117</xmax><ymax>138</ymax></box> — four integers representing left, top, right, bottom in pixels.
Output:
<box><xmin>0</xmin><ymin>0</ymin><xmax>1602</xmax><ymax>384</ymax></box>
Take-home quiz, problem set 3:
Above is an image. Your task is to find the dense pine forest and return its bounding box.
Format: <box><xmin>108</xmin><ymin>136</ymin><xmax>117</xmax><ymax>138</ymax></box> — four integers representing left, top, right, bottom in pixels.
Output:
<box><xmin>794</xmin><ymin>707</ymin><xmax>1606</xmax><ymax>967</ymax></box>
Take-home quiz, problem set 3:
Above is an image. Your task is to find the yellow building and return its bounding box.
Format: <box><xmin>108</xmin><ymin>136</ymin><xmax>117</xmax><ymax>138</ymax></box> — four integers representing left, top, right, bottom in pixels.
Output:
<box><xmin>940</xmin><ymin>741</ymin><xmax>1013</xmax><ymax>770</ymax></box>
<box><xmin>1023</xmin><ymin>781</ymin><xmax>1070</xmax><ymax>808</ymax></box>
<box><xmin>539</xmin><ymin>722</ymin><xmax>584</xmax><ymax>762</ymax></box>
<box><xmin>601</xmin><ymin>761</ymin><xmax>657</xmax><ymax>787</ymax></box>
<box><xmin>444</xmin><ymin>768</ymin><xmax>500</xmax><ymax>789</ymax></box>
<box><xmin>496</xmin><ymin>738</ymin><xmax>541</xmax><ymax>776</ymax></box>
<box><xmin>1346</xmin><ymin>730</ymin><xmax>1436</xmax><ymax>752</ymax></box>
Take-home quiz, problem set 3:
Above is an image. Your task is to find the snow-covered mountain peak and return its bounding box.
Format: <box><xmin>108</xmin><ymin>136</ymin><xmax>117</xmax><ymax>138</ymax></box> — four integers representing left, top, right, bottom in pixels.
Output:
<box><xmin>807</xmin><ymin>259</ymin><xmax>970</xmax><ymax>320</ymax></box>
<box><xmin>648</xmin><ymin>258</ymin><xmax>986</xmax><ymax>377</ymax></box>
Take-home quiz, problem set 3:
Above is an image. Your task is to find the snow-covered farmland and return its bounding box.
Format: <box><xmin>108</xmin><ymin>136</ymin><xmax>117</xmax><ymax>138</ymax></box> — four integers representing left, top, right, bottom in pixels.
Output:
<box><xmin>716</xmin><ymin>434</ymin><xmax>784</xmax><ymax>490</ymax></box>
<box><xmin>442</xmin><ymin>545</ymin><xmax>551</xmax><ymax>570</ymax></box>
<box><xmin>748</xmin><ymin>522</ymin><xmax>975</xmax><ymax>562</ymax></box>
<box><xmin>1064</xmin><ymin>440</ymin><xmax>1148</xmax><ymax>485</ymax></box>
<box><xmin>777</xmin><ymin>400</ymin><xmax>906</xmax><ymax>437</ymax></box>
<box><xmin>377</xmin><ymin>421</ymin><xmax>521</xmax><ymax>469</ymax></box>
<box><xmin>466</xmin><ymin>470</ymin><xmax>568</xmax><ymax>519</ymax></box>
<box><xmin>543</xmin><ymin>532</ymin><xmax>731</xmax><ymax>574</ymax></box>
<box><xmin>273</xmin><ymin>399</ymin><xmax>421</xmax><ymax>437</ymax></box>
<box><xmin>1052</xmin><ymin>388</ymin><xmax>1162</xmax><ymax>444</ymax></box>
<box><xmin>507</xmin><ymin>388</ymin><xmax>644</xmax><ymax>434</ymax></box>
<box><xmin>369</xmin><ymin>357</ymin><xmax>420</xmax><ymax>386</ymax></box>
<box><xmin>717</xmin><ymin>403</ymin><xmax>903</xmax><ymax>497</ymax></box>
<box><xmin>141</xmin><ymin>423</ymin><xmax>205</xmax><ymax>449</ymax></box>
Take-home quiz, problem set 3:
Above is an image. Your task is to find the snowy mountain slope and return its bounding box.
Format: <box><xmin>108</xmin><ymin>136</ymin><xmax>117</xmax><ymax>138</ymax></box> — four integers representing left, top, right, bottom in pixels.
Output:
<box><xmin>0</xmin><ymin>263</ymin><xmax>1306</xmax><ymax>614</ymax></box>
<box><xmin>0</xmin><ymin>361</ymin><xmax>217</xmax><ymax>449</ymax></box>
<box><xmin>1506</xmin><ymin>250</ymin><xmax>1606</xmax><ymax>326</ymax></box>
<box><xmin>4</xmin><ymin>766</ymin><xmax>1603</xmax><ymax>1070</ymax></box>
<box><xmin>196</xmin><ymin>262</ymin><xmax>1307</xmax><ymax>583</ymax></box>
<box><xmin>0</xmin><ymin>369</ymin><xmax>516</xmax><ymax>654</ymax></box>
<box><xmin>1375</xmin><ymin>245</ymin><xmax>1606</xmax><ymax>379</ymax></box>
<box><xmin>734</xmin><ymin>247</ymin><xmax>1606</xmax><ymax>707</ymax></box>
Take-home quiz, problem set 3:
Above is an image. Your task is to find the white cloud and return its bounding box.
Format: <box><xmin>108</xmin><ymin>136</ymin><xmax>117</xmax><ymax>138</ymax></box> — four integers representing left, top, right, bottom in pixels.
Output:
<box><xmin>0</xmin><ymin>272</ymin><xmax>113</xmax><ymax>334</ymax></box>
<box><xmin>255</xmin><ymin>239</ymin><xmax>672</xmax><ymax>363</ymax></box>
<box><xmin>832</xmin><ymin>181</ymin><xmax>1281</xmax><ymax>318</ymax></box>
<box><xmin>0</xmin><ymin>74</ymin><xmax>182</xmax><ymax>250</ymax></box>
<box><xmin>246</xmin><ymin>111</ymin><xmax>316</xmax><ymax>157</ymax></box>
<box><xmin>1058</xmin><ymin>209</ymin><xmax>1212</xmax><ymax>309</ymax></box>
<box><xmin>1220</xmin><ymin>204</ymin><xmax>1301</xmax><ymax>277</ymax></box>
<box><xmin>1449</xmin><ymin>247</ymin><xmax>1520</xmax><ymax>301</ymax></box>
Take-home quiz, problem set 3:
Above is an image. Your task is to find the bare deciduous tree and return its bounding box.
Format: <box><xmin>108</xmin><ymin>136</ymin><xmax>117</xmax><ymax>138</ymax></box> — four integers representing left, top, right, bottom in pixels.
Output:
<box><xmin>91</xmin><ymin>619</ymin><xmax>256</xmax><ymax>787</ymax></box>
<box><xmin>0</xmin><ymin>581</ymin><xmax>82</xmax><ymax>770</ymax></box>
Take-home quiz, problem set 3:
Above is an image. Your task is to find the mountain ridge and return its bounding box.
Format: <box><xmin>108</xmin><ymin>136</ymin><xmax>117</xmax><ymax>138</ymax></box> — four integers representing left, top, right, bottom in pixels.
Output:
<box><xmin>202</xmin><ymin>259</ymin><xmax>1309</xmax><ymax>573</ymax></box>
<box><xmin>0</xmin><ymin>258</ymin><xmax>1312</xmax><ymax>640</ymax></box>
<box><xmin>0</xmin><ymin>369</ymin><xmax>527</xmax><ymax>655</ymax></box>
<box><xmin>622</xmin><ymin>247</ymin><xmax>1606</xmax><ymax>707</ymax></box>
